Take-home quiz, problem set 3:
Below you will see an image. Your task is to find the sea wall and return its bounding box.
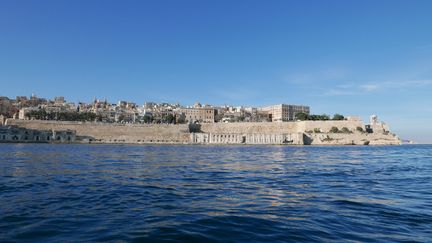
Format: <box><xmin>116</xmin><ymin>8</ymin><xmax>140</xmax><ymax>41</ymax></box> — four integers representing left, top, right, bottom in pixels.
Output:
<box><xmin>300</xmin><ymin>120</ymin><xmax>364</xmax><ymax>133</ymax></box>
<box><xmin>304</xmin><ymin>133</ymin><xmax>401</xmax><ymax>145</ymax></box>
<box><xmin>0</xmin><ymin>125</ymin><xmax>76</xmax><ymax>143</ymax></box>
<box><xmin>191</xmin><ymin>132</ymin><xmax>304</xmax><ymax>145</ymax></box>
<box><xmin>5</xmin><ymin>119</ymin><xmax>190</xmax><ymax>144</ymax></box>
<box><xmin>5</xmin><ymin>119</ymin><xmax>401</xmax><ymax>145</ymax></box>
<box><xmin>195</xmin><ymin>120</ymin><xmax>364</xmax><ymax>134</ymax></box>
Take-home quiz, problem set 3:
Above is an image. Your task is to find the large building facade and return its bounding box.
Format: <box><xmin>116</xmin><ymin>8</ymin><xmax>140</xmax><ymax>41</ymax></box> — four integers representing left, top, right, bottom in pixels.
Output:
<box><xmin>260</xmin><ymin>104</ymin><xmax>310</xmax><ymax>122</ymax></box>
<box><xmin>180</xmin><ymin>107</ymin><xmax>215</xmax><ymax>123</ymax></box>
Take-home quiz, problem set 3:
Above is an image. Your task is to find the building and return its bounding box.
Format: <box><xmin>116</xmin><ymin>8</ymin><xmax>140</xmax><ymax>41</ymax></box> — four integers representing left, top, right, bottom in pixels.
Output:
<box><xmin>0</xmin><ymin>97</ymin><xmax>11</xmax><ymax>115</ymax></box>
<box><xmin>179</xmin><ymin>107</ymin><xmax>215</xmax><ymax>123</ymax></box>
<box><xmin>54</xmin><ymin>96</ymin><xmax>65</xmax><ymax>105</ymax></box>
<box><xmin>259</xmin><ymin>104</ymin><xmax>310</xmax><ymax>122</ymax></box>
<box><xmin>0</xmin><ymin>125</ymin><xmax>76</xmax><ymax>143</ymax></box>
<box><xmin>18</xmin><ymin>107</ymin><xmax>40</xmax><ymax>120</ymax></box>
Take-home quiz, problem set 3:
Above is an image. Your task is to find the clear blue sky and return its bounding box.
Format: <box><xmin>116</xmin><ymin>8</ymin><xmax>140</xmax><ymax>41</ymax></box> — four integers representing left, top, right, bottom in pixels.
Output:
<box><xmin>1</xmin><ymin>0</ymin><xmax>431</xmax><ymax>142</ymax></box>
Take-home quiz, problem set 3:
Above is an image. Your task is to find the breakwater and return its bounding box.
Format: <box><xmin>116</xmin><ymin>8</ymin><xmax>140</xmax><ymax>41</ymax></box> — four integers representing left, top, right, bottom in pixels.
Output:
<box><xmin>4</xmin><ymin>119</ymin><xmax>401</xmax><ymax>145</ymax></box>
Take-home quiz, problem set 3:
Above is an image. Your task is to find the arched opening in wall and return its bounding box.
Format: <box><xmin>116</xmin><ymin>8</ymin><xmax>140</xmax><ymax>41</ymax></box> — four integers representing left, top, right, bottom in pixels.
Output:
<box><xmin>67</xmin><ymin>136</ymin><xmax>71</xmax><ymax>141</ymax></box>
<box><xmin>12</xmin><ymin>136</ymin><xmax>18</xmax><ymax>140</ymax></box>
<box><xmin>56</xmin><ymin>136</ymin><xmax>61</xmax><ymax>141</ymax></box>
<box><xmin>1</xmin><ymin>135</ymin><xmax>5</xmax><ymax>140</ymax></box>
<box><xmin>35</xmin><ymin>136</ymin><xmax>39</xmax><ymax>141</ymax></box>
<box><xmin>24</xmin><ymin>136</ymin><xmax>28</xmax><ymax>140</ymax></box>
<box><xmin>242</xmin><ymin>136</ymin><xmax>246</xmax><ymax>143</ymax></box>
<box><xmin>47</xmin><ymin>136</ymin><xmax>50</xmax><ymax>141</ymax></box>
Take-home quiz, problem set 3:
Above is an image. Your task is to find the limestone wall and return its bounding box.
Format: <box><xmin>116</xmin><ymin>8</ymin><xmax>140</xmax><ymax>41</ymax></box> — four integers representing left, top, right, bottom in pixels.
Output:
<box><xmin>197</xmin><ymin>122</ymin><xmax>299</xmax><ymax>134</ymax></box>
<box><xmin>5</xmin><ymin>119</ymin><xmax>190</xmax><ymax>144</ymax></box>
<box><xmin>305</xmin><ymin>132</ymin><xmax>401</xmax><ymax>145</ymax></box>
<box><xmin>197</xmin><ymin>120</ymin><xmax>364</xmax><ymax>134</ymax></box>
<box><xmin>191</xmin><ymin>132</ymin><xmax>304</xmax><ymax>145</ymax></box>
<box><xmin>299</xmin><ymin>120</ymin><xmax>365</xmax><ymax>133</ymax></box>
<box><xmin>5</xmin><ymin>119</ymin><xmax>400</xmax><ymax>145</ymax></box>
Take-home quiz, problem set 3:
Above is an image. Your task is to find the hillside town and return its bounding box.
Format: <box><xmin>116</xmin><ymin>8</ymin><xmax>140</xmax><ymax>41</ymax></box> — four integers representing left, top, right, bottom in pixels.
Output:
<box><xmin>0</xmin><ymin>94</ymin><xmax>325</xmax><ymax>124</ymax></box>
<box><xmin>0</xmin><ymin>94</ymin><xmax>399</xmax><ymax>146</ymax></box>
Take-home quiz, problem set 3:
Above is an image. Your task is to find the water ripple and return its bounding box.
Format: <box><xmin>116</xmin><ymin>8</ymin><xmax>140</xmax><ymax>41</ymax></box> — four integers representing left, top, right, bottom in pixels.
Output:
<box><xmin>0</xmin><ymin>144</ymin><xmax>431</xmax><ymax>242</ymax></box>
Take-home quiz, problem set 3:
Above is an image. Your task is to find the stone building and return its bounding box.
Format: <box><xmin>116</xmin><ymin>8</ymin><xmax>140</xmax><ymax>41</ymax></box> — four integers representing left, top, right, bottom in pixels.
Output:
<box><xmin>367</xmin><ymin>115</ymin><xmax>390</xmax><ymax>134</ymax></box>
<box><xmin>0</xmin><ymin>125</ymin><xmax>76</xmax><ymax>143</ymax></box>
<box><xmin>179</xmin><ymin>107</ymin><xmax>215</xmax><ymax>123</ymax></box>
<box><xmin>259</xmin><ymin>104</ymin><xmax>310</xmax><ymax>122</ymax></box>
<box><xmin>52</xmin><ymin>130</ymin><xmax>76</xmax><ymax>142</ymax></box>
<box><xmin>0</xmin><ymin>97</ymin><xmax>11</xmax><ymax>116</ymax></box>
<box><xmin>191</xmin><ymin>132</ymin><xmax>304</xmax><ymax>145</ymax></box>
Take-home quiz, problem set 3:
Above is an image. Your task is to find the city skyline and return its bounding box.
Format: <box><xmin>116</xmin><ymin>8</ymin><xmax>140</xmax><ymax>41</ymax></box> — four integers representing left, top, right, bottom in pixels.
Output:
<box><xmin>1</xmin><ymin>0</ymin><xmax>432</xmax><ymax>142</ymax></box>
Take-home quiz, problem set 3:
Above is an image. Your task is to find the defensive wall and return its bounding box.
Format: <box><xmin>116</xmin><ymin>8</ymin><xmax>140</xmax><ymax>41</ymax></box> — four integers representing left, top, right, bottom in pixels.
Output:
<box><xmin>5</xmin><ymin>119</ymin><xmax>190</xmax><ymax>144</ymax></box>
<box><xmin>194</xmin><ymin>120</ymin><xmax>364</xmax><ymax>134</ymax></box>
<box><xmin>0</xmin><ymin>125</ymin><xmax>76</xmax><ymax>143</ymax></box>
<box><xmin>5</xmin><ymin>119</ymin><xmax>401</xmax><ymax>145</ymax></box>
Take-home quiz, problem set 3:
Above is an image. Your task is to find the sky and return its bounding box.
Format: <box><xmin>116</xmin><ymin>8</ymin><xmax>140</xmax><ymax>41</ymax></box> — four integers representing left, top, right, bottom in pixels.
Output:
<box><xmin>1</xmin><ymin>0</ymin><xmax>432</xmax><ymax>143</ymax></box>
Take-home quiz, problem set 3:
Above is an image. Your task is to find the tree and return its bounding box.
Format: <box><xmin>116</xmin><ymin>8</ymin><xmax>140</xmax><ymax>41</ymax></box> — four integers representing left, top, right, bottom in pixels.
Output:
<box><xmin>356</xmin><ymin>126</ymin><xmax>364</xmax><ymax>133</ymax></box>
<box><xmin>214</xmin><ymin>113</ymin><xmax>224</xmax><ymax>122</ymax></box>
<box><xmin>162</xmin><ymin>113</ymin><xmax>175</xmax><ymax>124</ymax></box>
<box><xmin>143</xmin><ymin>115</ymin><xmax>153</xmax><ymax>124</ymax></box>
<box><xmin>333</xmin><ymin>114</ymin><xmax>345</xmax><ymax>120</ymax></box>
<box><xmin>321</xmin><ymin>114</ymin><xmax>330</xmax><ymax>120</ymax></box>
<box><xmin>176</xmin><ymin>114</ymin><xmax>186</xmax><ymax>124</ymax></box>
<box><xmin>295</xmin><ymin>112</ymin><xmax>308</xmax><ymax>121</ymax></box>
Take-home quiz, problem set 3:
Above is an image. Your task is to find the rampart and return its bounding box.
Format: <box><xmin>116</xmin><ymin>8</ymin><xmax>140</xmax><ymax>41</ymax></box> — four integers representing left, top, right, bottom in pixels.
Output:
<box><xmin>5</xmin><ymin>119</ymin><xmax>401</xmax><ymax>145</ymax></box>
<box><xmin>5</xmin><ymin>119</ymin><xmax>190</xmax><ymax>144</ymax></box>
<box><xmin>194</xmin><ymin>120</ymin><xmax>364</xmax><ymax>134</ymax></box>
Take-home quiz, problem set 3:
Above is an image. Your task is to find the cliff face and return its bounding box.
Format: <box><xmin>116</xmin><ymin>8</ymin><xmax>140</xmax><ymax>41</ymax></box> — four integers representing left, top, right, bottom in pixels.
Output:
<box><xmin>5</xmin><ymin>119</ymin><xmax>401</xmax><ymax>145</ymax></box>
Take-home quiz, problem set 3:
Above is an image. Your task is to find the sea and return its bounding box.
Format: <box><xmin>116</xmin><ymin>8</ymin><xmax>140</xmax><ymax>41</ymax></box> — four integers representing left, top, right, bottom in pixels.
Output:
<box><xmin>1</xmin><ymin>144</ymin><xmax>431</xmax><ymax>242</ymax></box>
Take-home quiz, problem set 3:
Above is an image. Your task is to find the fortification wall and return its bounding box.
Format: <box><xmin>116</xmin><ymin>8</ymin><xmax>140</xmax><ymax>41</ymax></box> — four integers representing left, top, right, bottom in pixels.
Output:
<box><xmin>299</xmin><ymin>120</ymin><xmax>365</xmax><ymax>133</ymax></box>
<box><xmin>197</xmin><ymin>122</ymin><xmax>300</xmax><ymax>134</ymax></box>
<box><xmin>197</xmin><ymin>120</ymin><xmax>364</xmax><ymax>134</ymax></box>
<box><xmin>305</xmin><ymin>133</ymin><xmax>401</xmax><ymax>145</ymax></box>
<box><xmin>5</xmin><ymin>119</ymin><xmax>400</xmax><ymax>145</ymax></box>
<box><xmin>191</xmin><ymin>132</ymin><xmax>304</xmax><ymax>145</ymax></box>
<box><xmin>5</xmin><ymin>119</ymin><xmax>190</xmax><ymax>143</ymax></box>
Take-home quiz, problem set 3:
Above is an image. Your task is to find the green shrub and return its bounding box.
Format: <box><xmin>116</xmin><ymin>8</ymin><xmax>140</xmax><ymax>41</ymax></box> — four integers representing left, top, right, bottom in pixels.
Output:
<box><xmin>341</xmin><ymin>127</ymin><xmax>351</xmax><ymax>133</ymax></box>
<box><xmin>329</xmin><ymin>127</ymin><xmax>339</xmax><ymax>133</ymax></box>
<box><xmin>332</xmin><ymin>114</ymin><xmax>345</xmax><ymax>120</ymax></box>
<box><xmin>356</xmin><ymin>126</ymin><xmax>364</xmax><ymax>133</ymax></box>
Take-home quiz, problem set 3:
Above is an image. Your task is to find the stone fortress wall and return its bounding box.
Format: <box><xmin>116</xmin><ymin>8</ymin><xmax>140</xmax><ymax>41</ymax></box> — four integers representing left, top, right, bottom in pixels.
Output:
<box><xmin>5</xmin><ymin>118</ymin><xmax>401</xmax><ymax>145</ymax></box>
<box><xmin>5</xmin><ymin>119</ymin><xmax>191</xmax><ymax>144</ymax></box>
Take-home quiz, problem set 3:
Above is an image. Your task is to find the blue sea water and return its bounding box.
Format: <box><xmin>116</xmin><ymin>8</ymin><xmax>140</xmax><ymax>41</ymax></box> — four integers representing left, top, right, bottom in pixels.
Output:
<box><xmin>0</xmin><ymin>144</ymin><xmax>432</xmax><ymax>242</ymax></box>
